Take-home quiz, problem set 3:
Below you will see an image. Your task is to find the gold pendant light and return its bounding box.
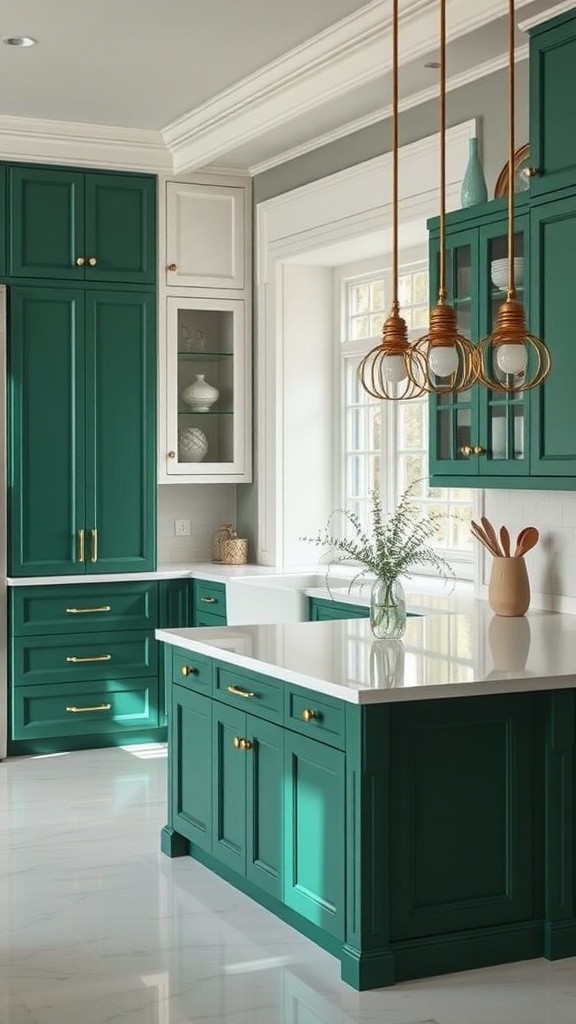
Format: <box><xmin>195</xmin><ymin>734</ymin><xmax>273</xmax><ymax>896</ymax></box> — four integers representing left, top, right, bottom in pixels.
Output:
<box><xmin>412</xmin><ymin>0</ymin><xmax>480</xmax><ymax>393</ymax></box>
<box><xmin>476</xmin><ymin>0</ymin><xmax>551</xmax><ymax>392</ymax></box>
<box><xmin>357</xmin><ymin>0</ymin><xmax>427</xmax><ymax>400</ymax></box>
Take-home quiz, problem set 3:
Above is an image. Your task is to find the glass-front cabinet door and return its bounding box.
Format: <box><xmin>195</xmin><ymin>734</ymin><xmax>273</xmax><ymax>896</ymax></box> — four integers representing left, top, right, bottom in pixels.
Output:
<box><xmin>428</xmin><ymin>201</ymin><xmax>529</xmax><ymax>485</ymax></box>
<box><xmin>163</xmin><ymin>296</ymin><xmax>251</xmax><ymax>482</ymax></box>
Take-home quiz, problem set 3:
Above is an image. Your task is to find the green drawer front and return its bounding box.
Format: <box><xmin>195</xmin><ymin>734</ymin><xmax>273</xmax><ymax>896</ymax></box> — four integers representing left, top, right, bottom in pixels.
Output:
<box><xmin>193</xmin><ymin>580</ymin><xmax>227</xmax><ymax>622</ymax></box>
<box><xmin>285</xmin><ymin>686</ymin><xmax>346</xmax><ymax>750</ymax></box>
<box><xmin>172</xmin><ymin>649</ymin><xmax>213</xmax><ymax>694</ymax></box>
<box><xmin>194</xmin><ymin>610</ymin><xmax>227</xmax><ymax>627</ymax></box>
<box><xmin>12</xmin><ymin>678</ymin><xmax>158</xmax><ymax>739</ymax></box>
<box><xmin>12</xmin><ymin>630</ymin><xmax>156</xmax><ymax>686</ymax></box>
<box><xmin>309</xmin><ymin>597</ymin><xmax>369</xmax><ymax>621</ymax></box>
<box><xmin>214</xmin><ymin>663</ymin><xmax>283</xmax><ymax>723</ymax></box>
<box><xmin>10</xmin><ymin>582</ymin><xmax>159</xmax><ymax>636</ymax></box>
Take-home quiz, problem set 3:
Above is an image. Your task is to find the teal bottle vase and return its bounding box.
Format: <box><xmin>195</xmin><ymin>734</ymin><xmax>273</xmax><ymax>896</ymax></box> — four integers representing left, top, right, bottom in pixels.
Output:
<box><xmin>460</xmin><ymin>137</ymin><xmax>488</xmax><ymax>207</ymax></box>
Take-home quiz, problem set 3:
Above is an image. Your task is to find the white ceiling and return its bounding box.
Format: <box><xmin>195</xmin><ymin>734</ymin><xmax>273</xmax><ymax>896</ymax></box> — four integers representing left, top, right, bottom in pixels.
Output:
<box><xmin>0</xmin><ymin>0</ymin><xmax>572</xmax><ymax>175</ymax></box>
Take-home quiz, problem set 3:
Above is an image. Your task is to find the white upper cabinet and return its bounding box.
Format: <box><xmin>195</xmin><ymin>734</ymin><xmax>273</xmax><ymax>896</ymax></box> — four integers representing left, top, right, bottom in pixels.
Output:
<box><xmin>165</xmin><ymin>181</ymin><xmax>245</xmax><ymax>290</ymax></box>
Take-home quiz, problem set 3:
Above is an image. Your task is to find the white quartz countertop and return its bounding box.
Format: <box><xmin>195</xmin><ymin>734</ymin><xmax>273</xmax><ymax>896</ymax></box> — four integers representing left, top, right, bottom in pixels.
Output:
<box><xmin>6</xmin><ymin>562</ymin><xmax>284</xmax><ymax>586</ymax></box>
<box><xmin>156</xmin><ymin>601</ymin><xmax>576</xmax><ymax>704</ymax></box>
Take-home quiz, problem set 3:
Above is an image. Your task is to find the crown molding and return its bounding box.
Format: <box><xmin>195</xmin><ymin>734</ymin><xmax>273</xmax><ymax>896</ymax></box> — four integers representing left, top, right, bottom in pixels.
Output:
<box><xmin>249</xmin><ymin>47</ymin><xmax>528</xmax><ymax>177</ymax></box>
<box><xmin>0</xmin><ymin>115</ymin><xmax>171</xmax><ymax>172</ymax></box>
<box><xmin>519</xmin><ymin>0</ymin><xmax>576</xmax><ymax>31</ymax></box>
<box><xmin>163</xmin><ymin>0</ymin><xmax>539</xmax><ymax>174</ymax></box>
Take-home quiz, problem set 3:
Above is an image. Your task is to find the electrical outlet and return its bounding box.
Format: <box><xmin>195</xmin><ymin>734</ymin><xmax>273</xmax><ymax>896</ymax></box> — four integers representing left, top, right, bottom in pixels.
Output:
<box><xmin>174</xmin><ymin>518</ymin><xmax>190</xmax><ymax>537</ymax></box>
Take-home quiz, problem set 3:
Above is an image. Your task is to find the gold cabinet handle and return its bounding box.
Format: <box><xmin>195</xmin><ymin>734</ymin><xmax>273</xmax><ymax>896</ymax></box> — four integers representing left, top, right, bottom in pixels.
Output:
<box><xmin>87</xmin><ymin>256</ymin><xmax>97</xmax><ymax>266</ymax></box>
<box><xmin>227</xmin><ymin>685</ymin><xmax>255</xmax><ymax>699</ymax></box>
<box><xmin>66</xmin><ymin>654</ymin><xmax>112</xmax><ymax>663</ymax></box>
<box><xmin>181</xmin><ymin>665</ymin><xmax>199</xmax><ymax>677</ymax></box>
<box><xmin>302</xmin><ymin>709</ymin><xmax>319</xmax><ymax>723</ymax></box>
<box><xmin>526</xmin><ymin>167</ymin><xmax>539</xmax><ymax>177</ymax></box>
<box><xmin>472</xmin><ymin>445</ymin><xmax>485</xmax><ymax>455</ymax></box>
<box><xmin>233</xmin><ymin>736</ymin><xmax>253</xmax><ymax>751</ymax></box>
<box><xmin>167</xmin><ymin>262</ymin><xmax>177</xmax><ymax>272</ymax></box>
<box><xmin>200</xmin><ymin>597</ymin><xmax>217</xmax><ymax>604</ymax></box>
<box><xmin>460</xmin><ymin>445</ymin><xmax>473</xmax><ymax>456</ymax></box>
<box><xmin>75</xmin><ymin>256</ymin><xmax>86</xmax><ymax>266</ymax></box>
<box><xmin>168</xmin><ymin>451</ymin><xmax>176</xmax><ymax>459</ymax></box>
<box><xmin>77</xmin><ymin>528</ymin><xmax>85</xmax><ymax>563</ymax></box>
<box><xmin>66</xmin><ymin>703</ymin><xmax>112</xmax><ymax>713</ymax></box>
<box><xmin>90</xmin><ymin>529</ymin><xmax>98</xmax><ymax>563</ymax></box>
<box><xmin>66</xmin><ymin>605</ymin><xmax>111</xmax><ymax>614</ymax></box>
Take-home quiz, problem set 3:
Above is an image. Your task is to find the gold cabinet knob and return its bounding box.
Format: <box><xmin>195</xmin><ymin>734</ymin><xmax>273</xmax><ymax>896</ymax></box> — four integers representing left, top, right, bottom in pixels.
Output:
<box><xmin>181</xmin><ymin>665</ymin><xmax>198</xmax><ymax>677</ymax></box>
<box><xmin>233</xmin><ymin>736</ymin><xmax>252</xmax><ymax>751</ymax></box>
<box><xmin>167</xmin><ymin>262</ymin><xmax>177</xmax><ymax>272</ymax></box>
<box><xmin>75</xmin><ymin>256</ymin><xmax>85</xmax><ymax>266</ymax></box>
<box><xmin>302</xmin><ymin>709</ymin><xmax>319</xmax><ymax>723</ymax></box>
<box><xmin>87</xmin><ymin>256</ymin><xmax>97</xmax><ymax>267</ymax></box>
<box><xmin>472</xmin><ymin>445</ymin><xmax>485</xmax><ymax>455</ymax></box>
<box><xmin>168</xmin><ymin>451</ymin><xmax>176</xmax><ymax>459</ymax></box>
<box><xmin>526</xmin><ymin>167</ymin><xmax>539</xmax><ymax>177</ymax></box>
<box><xmin>460</xmin><ymin>445</ymin><xmax>474</xmax><ymax>456</ymax></box>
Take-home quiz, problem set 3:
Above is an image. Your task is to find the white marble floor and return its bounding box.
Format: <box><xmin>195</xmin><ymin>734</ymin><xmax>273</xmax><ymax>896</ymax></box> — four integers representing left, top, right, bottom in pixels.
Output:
<box><xmin>1</xmin><ymin>744</ymin><xmax>575</xmax><ymax>1024</ymax></box>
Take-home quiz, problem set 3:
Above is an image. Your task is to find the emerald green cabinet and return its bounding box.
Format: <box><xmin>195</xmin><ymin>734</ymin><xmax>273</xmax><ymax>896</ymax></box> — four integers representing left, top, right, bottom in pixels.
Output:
<box><xmin>0</xmin><ymin>164</ymin><xmax>6</xmax><ymax>277</ymax></box>
<box><xmin>428</xmin><ymin>199</ymin><xmax>529</xmax><ymax>487</ymax></box>
<box><xmin>8</xmin><ymin>165</ymin><xmax>156</xmax><ymax>284</ymax></box>
<box><xmin>283</xmin><ymin>729</ymin><xmax>345</xmax><ymax>939</ymax></box>
<box><xmin>192</xmin><ymin>579</ymin><xmax>227</xmax><ymax>625</ymax></box>
<box><xmin>8</xmin><ymin>285</ymin><xmax>156</xmax><ymax>575</ymax></box>
<box><xmin>309</xmin><ymin>596</ymin><xmax>368</xmax><ymax>621</ymax></box>
<box><xmin>529</xmin><ymin>190</ymin><xmax>576</xmax><ymax>479</ymax></box>
<box><xmin>529</xmin><ymin>10</ymin><xmax>576</xmax><ymax>198</ymax></box>
<box><xmin>213</xmin><ymin>701</ymin><xmax>283</xmax><ymax>898</ymax></box>
<box><xmin>171</xmin><ymin>683</ymin><xmax>213</xmax><ymax>852</ymax></box>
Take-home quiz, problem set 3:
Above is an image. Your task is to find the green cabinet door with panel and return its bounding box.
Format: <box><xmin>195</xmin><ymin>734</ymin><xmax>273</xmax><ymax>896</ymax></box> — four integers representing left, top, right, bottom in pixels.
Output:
<box><xmin>309</xmin><ymin>597</ymin><xmax>369</xmax><ymax>620</ymax></box>
<box><xmin>8</xmin><ymin>164</ymin><xmax>156</xmax><ymax>284</ymax></box>
<box><xmin>529</xmin><ymin>10</ymin><xmax>576</xmax><ymax>198</ymax></box>
<box><xmin>9</xmin><ymin>285</ymin><xmax>156</xmax><ymax>576</ymax></box>
<box><xmin>192</xmin><ymin>579</ymin><xmax>227</xmax><ymax>625</ymax></box>
<box><xmin>428</xmin><ymin>198</ymin><xmax>529</xmax><ymax>487</ymax></box>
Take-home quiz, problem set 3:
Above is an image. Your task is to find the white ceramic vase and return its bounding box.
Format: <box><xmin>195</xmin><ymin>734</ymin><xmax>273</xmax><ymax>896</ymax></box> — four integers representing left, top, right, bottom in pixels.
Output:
<box><xmin>178</xmin><ymin>426</ymin><xmax>208</xmax><ymax>463</ymax></box>
<box><xmin>181</xmin><ymin>374</ymin><xmax>219</xmax><ymax>412</ymax></box>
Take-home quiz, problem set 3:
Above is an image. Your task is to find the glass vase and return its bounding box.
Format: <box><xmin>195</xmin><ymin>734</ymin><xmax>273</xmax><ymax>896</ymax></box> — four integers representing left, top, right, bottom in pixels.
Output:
<box><xmin>370</xmin><ymin>577</ymin><xmax>407</xmax><ymax>639</ymax></box>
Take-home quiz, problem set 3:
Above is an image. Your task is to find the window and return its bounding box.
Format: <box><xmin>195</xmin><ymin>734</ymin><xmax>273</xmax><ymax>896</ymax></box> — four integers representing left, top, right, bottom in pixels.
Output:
<box><xmin>337</xmin><ymin>257</ymin><xmax>473</xmax><ymax>578</ymax></box>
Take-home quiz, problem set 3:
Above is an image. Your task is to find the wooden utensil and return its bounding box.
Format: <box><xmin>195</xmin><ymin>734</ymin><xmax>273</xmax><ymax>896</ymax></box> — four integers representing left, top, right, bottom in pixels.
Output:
<box><xmin>470</xmin><ymin>520</ymin><xmax>500</xmax><ymax>557</ymax></box>
<box><xmin>499</xmin><ymin>525</ymin><xmax>511</xmax><ymax>558</ymax></box>
<box><xmin>481</xmin><ymin>516</ymin><xmax>503</xmax><ymax>557</ymax></box>
<box><xmin>515</xmin><ymin>526</ymin><xmax>539</xmax><ymax>558</ymax></box>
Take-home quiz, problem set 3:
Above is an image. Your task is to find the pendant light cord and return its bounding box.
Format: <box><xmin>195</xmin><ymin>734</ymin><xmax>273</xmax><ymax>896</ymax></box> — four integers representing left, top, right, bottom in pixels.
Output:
<box><xmin>392</xmin><ymin>0</ymin><xmax>399</xmax><ymax>310</ymax></box>
<box><xmin>507</xmin><ymin>0</ymin><xmax>515</xmax><ymax>295</ymax></box>
<box><xmin>439</xmin><ymin>0</ymin><xmax>447</xmax><ymax>303</ymax></box>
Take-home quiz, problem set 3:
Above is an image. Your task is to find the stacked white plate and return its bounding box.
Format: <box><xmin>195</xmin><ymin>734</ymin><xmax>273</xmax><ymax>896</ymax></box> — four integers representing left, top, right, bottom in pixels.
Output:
<box><xmin>490</xmin><ymin>257</ymin><xmax>524</xmax><ymax>290</ymax></box>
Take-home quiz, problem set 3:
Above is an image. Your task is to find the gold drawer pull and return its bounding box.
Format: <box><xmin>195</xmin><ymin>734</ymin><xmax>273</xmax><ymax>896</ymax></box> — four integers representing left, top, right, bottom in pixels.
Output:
<box><xmin>90</xmin><ymin>528</ymin><xmax>98</xmax><ymax>563</ymax></box>
<box><xmin>302</xmin><ymin>709</ymin><xmax>319</xmax><ymax>723</ymax></box>
<box><xmin>66</xmin><ymin>654</ymin><xmax>112</xmax><ymax>663</ymax></box>
<box><xmin>66</xmin><ymin>605</ymin><xmax>111</xmax><ymax>614</ymax></box>
<box><xmin>181</xmin><ymin>665</ymin><xmax>199</xmax><ymax>677</ymax></box>
<box><xmin>77</xmin><ymin>528</ymin><xmax>85</xmax><ymax>563</ymax></box>
<box><xmin>233</xmin><ymin>736</ymin><xmax>252</xmax><ymax>751</ymax></box>
<box><xmin>167</xmin><ymin>262</ymin><xmax>178</xmax><ymax>272</ymax></box>
<box><xmin>200</xmin><ymin>596</ymin><xmax>217</xmax><ymax>604</ymax></box>
<box><xmin>87</xmin><ymin>256</ymin><xmax>98</xmax><ymax>267</ymax></box>
<box><xmin>227</xmin><ymin>684</ymin><xmax>255</xmax><ymax>699</ymax></box>
<box><xmin>75</xmin><ymin>256</ymin><xmax>86</xmax><ymax>267</ymax></box>
<box><xmin>66</xmin><ymin>703</ymin><xmax>112</xmax><ymax>713</ymax></box>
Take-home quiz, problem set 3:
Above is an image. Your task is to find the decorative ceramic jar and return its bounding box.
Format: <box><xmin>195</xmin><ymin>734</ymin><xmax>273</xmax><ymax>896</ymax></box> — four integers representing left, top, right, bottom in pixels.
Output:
<box><xmin>181</xmin><ymin>374</ymin><xmax>219</xmax><ymax>412</ymax></box>
<box><xmin>370</xmin><ymin>577</ymin><xmax>407</xmax><ymax>639</ymax></box>
<box><xmin>178</xmin><ymin>426</ymin><xmax>208</xmax><ymax>463</ymax></box>
<box><xmin>460</xmin><ymin>137</ymin><xmax>488</xmax><ymax>208</ymax></box>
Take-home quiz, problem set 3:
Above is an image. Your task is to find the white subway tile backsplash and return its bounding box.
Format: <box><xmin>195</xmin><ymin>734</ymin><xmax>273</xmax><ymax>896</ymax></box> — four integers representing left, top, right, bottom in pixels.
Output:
<box><xmin>157</xmin><ymin>484</ymin><xmax>237</xmax><ymax>563</ymax></box>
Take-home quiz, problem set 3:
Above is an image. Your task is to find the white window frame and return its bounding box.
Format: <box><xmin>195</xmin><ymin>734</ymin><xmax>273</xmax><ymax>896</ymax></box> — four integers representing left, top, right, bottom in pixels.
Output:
<box><xmin>335</xmin><ymin>254</ymin><xmax>474</xmax><ymax>581</ymax></box>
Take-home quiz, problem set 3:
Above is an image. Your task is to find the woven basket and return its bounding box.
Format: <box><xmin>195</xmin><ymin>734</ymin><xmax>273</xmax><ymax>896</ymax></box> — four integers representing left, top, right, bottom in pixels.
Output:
<box><xmin>220</xmin><ymin>537</ymin><xmax>248</xmax><ymax>565</ymax></box>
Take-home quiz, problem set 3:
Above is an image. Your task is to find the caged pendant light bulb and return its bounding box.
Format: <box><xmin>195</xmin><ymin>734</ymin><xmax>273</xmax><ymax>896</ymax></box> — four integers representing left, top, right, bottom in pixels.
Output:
<box><xmin>476</xmin><ymin>0</ymin><xmax>551</xmax><ymax>393</ymax></box>
<box><xmin>412</xmin><ymin>0</ymin><xmax>480</xmax><ymax>394</ymax></box>
<box><xmin>357</xmin><ymin>0</ymin><xmax>427</xmax><ymax>401</ymax></box>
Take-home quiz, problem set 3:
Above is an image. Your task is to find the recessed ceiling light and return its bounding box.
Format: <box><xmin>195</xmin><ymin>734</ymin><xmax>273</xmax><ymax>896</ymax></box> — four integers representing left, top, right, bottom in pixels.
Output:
<box><xmin>3</xmin><ymin>36</ymin><xmax>37</xmax><ymax>47</ymax></box>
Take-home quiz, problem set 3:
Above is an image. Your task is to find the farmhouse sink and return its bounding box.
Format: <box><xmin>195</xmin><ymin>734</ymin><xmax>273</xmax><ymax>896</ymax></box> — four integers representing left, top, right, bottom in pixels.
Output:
<box><xmin>225</xmin><ymin>572</ymin><xmax>365</xmax><ymax>625</ymax></box>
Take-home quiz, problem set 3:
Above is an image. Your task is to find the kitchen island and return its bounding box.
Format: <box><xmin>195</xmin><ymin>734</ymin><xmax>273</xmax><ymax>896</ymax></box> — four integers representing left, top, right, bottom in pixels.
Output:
<box><xmin>157</xmin><ymin>603</ymin><xmax>576</xmax><ymax>989</ymax></box>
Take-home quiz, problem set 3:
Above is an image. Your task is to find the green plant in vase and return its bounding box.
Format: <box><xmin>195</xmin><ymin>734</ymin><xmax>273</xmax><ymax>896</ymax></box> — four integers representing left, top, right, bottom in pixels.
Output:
<box><xmin>301</xmin><ymin>486</ymin><xmax>454</xmax><ymax>638</ymax></box>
